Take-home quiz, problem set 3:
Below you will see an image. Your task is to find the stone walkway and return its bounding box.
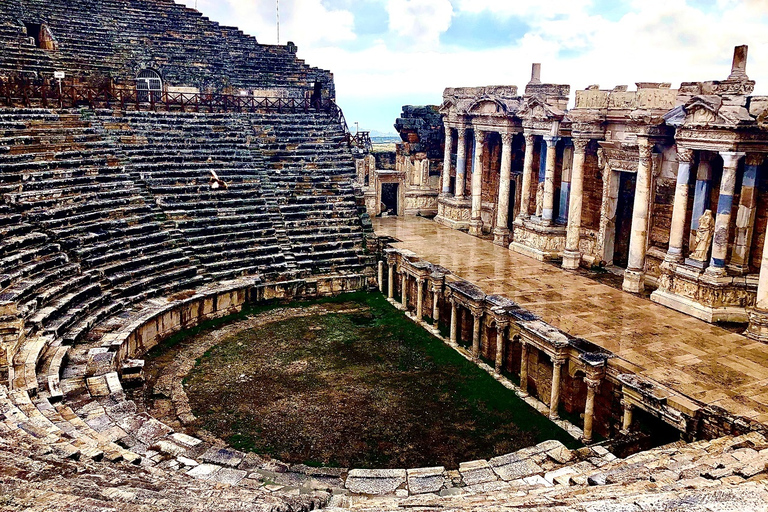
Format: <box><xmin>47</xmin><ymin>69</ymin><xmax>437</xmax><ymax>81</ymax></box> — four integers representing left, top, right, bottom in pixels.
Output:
<box><xmin>373</xmin><ymin>216</ymin><xmax>768</xmax><ymax>424</ymax></box>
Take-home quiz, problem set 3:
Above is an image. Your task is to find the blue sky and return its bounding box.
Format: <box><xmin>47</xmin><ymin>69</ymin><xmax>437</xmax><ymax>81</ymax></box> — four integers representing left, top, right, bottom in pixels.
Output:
<box><xmin>180</xmin><ymin>0</ymin><xmax>768</xmax><ymax>134</ymax></box>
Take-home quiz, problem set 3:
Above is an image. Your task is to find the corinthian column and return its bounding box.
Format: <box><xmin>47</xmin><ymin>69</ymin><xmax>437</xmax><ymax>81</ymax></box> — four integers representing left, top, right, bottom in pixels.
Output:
<box><xmin>582</xmin><ymin>377</ymin><xmax>601</xmax><ymax>444</ymax></box>
<box><xmin>542</xmin><ymin>135</ymin><xmax>559</xmax><ymax>224</ymax></box>
<box><xmin>549</xmin><ymin>355</ymin><xmax>565</xmax><ymax>420</ymax></box>
<box><xmin>494</xmin><ymin>132</ymin><xmax>514</xmax><ymax>246</ymax></box>
<box><xmin>455</xmin><ymin>127</ymin><xmax>467</xmax><ymax>199</ymax></box>
<box><xmin>665</xmin><ymin>148</ymin><xmax>694</xmax><ymax>263</ymax></box>
<box><xmin>729</xmin><ymin>154</ymin><xmax>761</xmax><ymax>273</ymax></box>
<box><xmin>469</xmin><ymin>130</ymin><xmax>485</xmax><ymax>236</ymax></box>
<box><xmin>562</xmin><ymin>139</ymin><xmax>589</xmax><ymax>269</ymax></box>
<box><xmin>706</xmin><ymin>151</ymin><xmax>744</xmax><ymax>276</ymax></box>
<box><xmin>517</xmin><ymin>133</ymin><xmax>536</xmax><ymax>221</ymax></box>
<box><xmin>622</xmin><ymin>137</ymin><xmax>653</xmax><ymax>293</ymax></box>
<box><xmin>441</xmin><ymin>125</ymin><xmax>453</xmax><ymax>195</ymax></box>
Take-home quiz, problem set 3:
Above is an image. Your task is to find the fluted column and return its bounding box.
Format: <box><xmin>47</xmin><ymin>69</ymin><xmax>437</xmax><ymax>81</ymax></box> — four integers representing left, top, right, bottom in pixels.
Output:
<box><xmin>549</xmin><ymin>355</ymin><xmax>565</xmax><ymax>420</ymax></box>
<box><xmin>665</xmin><ymin>148</ymin><xmax>694</xmax><ymax>263</ymax></box>
<box><xmin>706</xmin><ymin>151</ymin><xmax>744</xmax><ymax>276</ymax></box>
<box><xmin>557</xmin><ymin>142</ymin><xmax>574</xmax><ymax>224</ymax></box>
<box><xmin>582</xmin><ymin>377</ymin><xmax>601</xmax><ymax>444</ymax></box>
<box><xmin>517</xmin><ymin>134</ymin><xmax>536</xmax><ymax>221</ymax></box>
<box><xmin>729</xmin><ymin>154</ymin><xmax>761</xmax><ymax>273</ymax></box>
<box><xmin>415</xmin><ymin>278</ymin><xmax>424</xmax><ymax>321</ymax></box>
<box><xmin>689</xmin><ymin>155</ymin><xmax>713</xmax><ymax>251</ymax></box>
<box><xmin>449</xmin><ymin>299</ymin><xmax>458</xmax><ymax>345</ymax></box>
<box><xmin>493</xmin><ymin>132</ymin><xmax>514</xmax><ymax>246</ymax></box>
<box><xmin>469</xmin><ymin>130</ymin><xmax>485</xmax><ymax>236</ymax></box>
<box><xmin>494</xmin><ymin>323</ymin><xmax>506</xmax><ymax>374</ymax></box>
<box><xmin>455</xmin><ymin>128</ymin><xmax>468</xmax><ymax>199</ymax></box>
<box><xmin>377</xmin><ymin>261</ymin><xmax>385</xmax><ymax>292</ymax></box>
<box><xmin>562</xmin><ymin>139</ymin><xmax>589</xmax><ymax>269</ymax></box>
<box><xmin>471</xmin><ymin>308</ymin><xmax>482</xmax><ymax>359</ymax></box>
<box><xmin>621</xmin><ymin>399</ymin><xmax>634</xmax><ymax>434</ymax></box>
<box><xmin>441</xmin><ymin>125</ymin><xmax>453</xmax><ymax>195</ymax></box>
<box><xmin>387</xmin><ymin>261</ymin><xmax>395</xmax><ymax>299</ymax></box>
<box><xmin>519</xmin><ymin>341</ymin><xmax>529</xmax><ymax>396</ymax></box>
<box><xmin>535</xmin><ymin>139</ymin><xmax>547</xmax><ymax>217</ymax></box>
<box><xmin>401</xmin><ymin>273</ymin><xmax>408</xmax><ymax>309</ymax></box>
<box><xmin>622</xmin><ymin>137</ymin><xmax>653</xmax><ymax>293</ymax></box>
<box><xmin>542</xmin><ymin>135</ymin><xmax>559</xmax><ymax>224</ymax></box>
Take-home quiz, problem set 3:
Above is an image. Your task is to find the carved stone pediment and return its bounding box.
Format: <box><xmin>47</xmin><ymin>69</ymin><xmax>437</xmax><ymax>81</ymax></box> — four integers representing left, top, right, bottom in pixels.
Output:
<box><xmin>467</xmin><ymin>97</ymin><xmax>507</xmax><ymax>116</ymax></box>
<box><xmin>683</xmin><ymin>96</ymin><xmax>724</xmax><ymax>126</ymax></box>
<box><xmin>439</xmin><ymin>98</ymin><xmax>456</xmax><ymax>116</ymax></box>
<box><xmin>517</xmin><ymin>96</ymin><xmax>563</xmax><ymax>122</ymax></box>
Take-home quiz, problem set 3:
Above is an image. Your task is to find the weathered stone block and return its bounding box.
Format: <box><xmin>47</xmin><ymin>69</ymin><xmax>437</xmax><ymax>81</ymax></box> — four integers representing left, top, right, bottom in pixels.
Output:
<box><xmin>458</xmin><ymin>459</ymin><xmax>497</xmax><ymax>486</ymax></box>
<box><xmin>406</xmin><ymin>466</ymin><xmax>445</xmax><ymax>494</ymax></box>
<box><xmin>201</xmin><ymin>446</ymin><xmax>245</xmax><ymax>468</ymax></box>
<box><xmin>346</xmin><ymin>468</ymin><xmax>407</xmax><ymax>495</ymax></box>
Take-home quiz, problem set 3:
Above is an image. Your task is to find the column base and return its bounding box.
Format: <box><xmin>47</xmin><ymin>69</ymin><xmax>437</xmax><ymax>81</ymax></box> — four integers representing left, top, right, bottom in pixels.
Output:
<box><xmin>562</xmin><ymin>249</ymin><xmax>581</xmax><ymax>270</ymax></box>
<box><xmin>746</xmin><ymin>308</ymin><xmax>768</xmax><ymax>343</ymax></box>
<box><xmin>582</xmin><ymin>436</ymin><xmax>593</xmax><ymax>445</ymax></box>
<box><xmin>704</xmin><ymin>265</ymin><xmax>727</xmax><ymax>278</ymax></box>
<box><xmin>622</xmin><ymin>268</ymin><xmax>645</xmax><ymax>293</ymax></box>
<box><xmin>468</xmin><ymin>219</ymin><xmax>483</xmax><ymax>237</ymax></box>
<box><xmin>493</xmin><ymin>227</ymin><xmax>510</xmax><ymax>247</ymax></box>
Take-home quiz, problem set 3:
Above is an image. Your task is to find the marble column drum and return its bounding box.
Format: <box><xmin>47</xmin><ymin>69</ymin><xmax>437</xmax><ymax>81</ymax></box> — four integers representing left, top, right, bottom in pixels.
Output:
<box><xmin>455</xmin><ymin>128</ymin><xmax>468</xmax><ymax>199</ymax></box>
<box><xmin>622</xmin><ymin>138</ymin><xmax>653</xmax><ymax>294</ymax></box>
<box><xmin>493</xmin><ymin>132</ymin><xmax>514</xmax><ymax>246</ymax></box>
<box><xmin>542</xmin><ymin>135</ymin><xmax>559</xmax><ymax>224</ymax></box>
<box><xmin>441</xmin><ymin>125</ymin><xmax>454</xmax><ymax>195</ymax></box>
<box><xmin>517</xmin><ymin>133</ymin><xmax>536</xmax><ymax>221</ymax></box>
<box><xmin>469</xmin><ymin>130</ymin><xmax>485</xmax><ymax>236</ymax></box>
<box><xmin>729</xmin><ymin>154</ymin><xmax>761</xmax><ymax>273</ymax></box>
<box><xmin>706</xmin><ymin>152</ymin><xmax>744</xmax><ymax>276</ymax></box>
<box><xmin>562</xmin><ymin>139</ymin><xmax>589</xmax><ymax>270</ymax></box>
<box><xmin>665</xmin><ymin>148</ymin><xmax>694</xmax><ymax>263</ymax></box>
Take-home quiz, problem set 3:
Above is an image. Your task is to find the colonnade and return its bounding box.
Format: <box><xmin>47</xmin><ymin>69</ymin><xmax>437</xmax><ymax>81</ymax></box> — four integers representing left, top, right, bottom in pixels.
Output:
<box><xmin>384</xmin><ymin>252</ymin><xmax>615</xmax><ymax>444</ymax></box>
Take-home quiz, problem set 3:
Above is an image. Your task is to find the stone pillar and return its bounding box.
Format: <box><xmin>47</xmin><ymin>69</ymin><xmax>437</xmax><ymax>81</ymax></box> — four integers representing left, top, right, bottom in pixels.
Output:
<box><xmin>519</xmin><ymin>341</ymin><xmax>529</xmax><ymax>396</ymax></box>
<box><xmin>378</xmin><ymin>261</ymin><xmax>385</xmax><ymax>292</ymax></box>
<box><xmin>471</xmin><ymin>309</ymin><xmax>482</xmax><ymax>359</ymax></box>
<box><xmin>469</xmin><ymin>130</ymin><xmax>485</xmax><ymax>236</ymax></box>
<box><xmin>387</xmin><ymin>262</ymin><xmax>395</xmax><ymax>299</ymax></box>
<box><xmin>706</xmin><ymin>151</ymin><xmax>744</xmax><ymax>276</ymax></box>
<box><xmin>431</xmin><ymin>285</ymin><xmax>440</xmax><ymax>331</ymax></box>
<box><xmin>494</xmin><ymin>323</ymin><xmax>506</xmax><ymax>374</ymax></box>
<box><xmin>401</xmin><ymin>273</ymin><xmax>408</xmax><ymax>309</ymax></box>
<box><xmin>449</xmin><ymin>299</ymin><xmax>458</xmax><ymax>345</ymax></box>
<box><xmin>622</xmin><ymin>138</ymin><xmax>653</xmax><ymax>293</ymax></box>
<box><xmin>582</xmin><ymin>377</ymin><xmax>601</xmax><ymax>444</ymax></box>
<box><xmin>621</xmin><ymin>400</ymin><xmax>634</xmax><ymax>434</ymax></box>
<box><xmin>416</xmin><ymin>278</ymin><xmax>424</xmax><ymax>321</ymax></box>
<box><xmin>665</xmin><ymin>148</ymin><xmax>694</xmax><ymax>263</ymax></box>
<box><xmin>517</xmin><ymin>134</ymin><xmax>536</xmax><ymax>221</ymax></box>
<box><xmin>455</xmin><ymin>128</ymin><xmax>468</xmax><ymax>199</ymax></box>
<box><xmin>729</xmin><ymin>154</ymin><xmax>761</xmax><ymax>273</ymax></box>
<box><xmin>562</xmin><ymin>139</ymin><xmax>589</xmax><ymax>270</ymax></box>
<box><xmin>535</xmin><ymin>138</ymin><xmax>547</xmax><ymax>218</ymax></box>
<box><xmin>493</xmin><ymin>132</ymin><xmax>514</xmax><ymax>246</ymax></box>
<box><xmin>689</xmin><ymin>155</ymin><xmax>713</xmax><ymax>251</ymax></box>
<box><xmin>442</xmin><ymin>125</ymin><xmax>453</xmax><ymax>195</ymax></box>
<box><xmin>549</xmin><ymin>356</ymin><xmax>565</xmax><ymax>420</ymax></box>
<box><xmin>746</xmin><ymin>216</ymin><xmax>768</xmax><ymax>340</ymax></box>
<box><xmin>557</xmin><ymin>141</ymin><xmax>574</xmax><ymax>224</ymax></box>
<box><xmin>542</xmin><ymin>135</ymin><xmax>559</xmax><ymax>224</ymax></box>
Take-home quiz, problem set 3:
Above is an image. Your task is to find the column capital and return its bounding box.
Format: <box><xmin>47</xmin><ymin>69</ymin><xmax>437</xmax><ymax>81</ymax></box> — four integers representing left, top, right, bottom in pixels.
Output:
<box><xmin>474</xmin><ymin>129</ymin><xmax>485</xmax><ymax>144</ymax></box>
<box><xmin>620</xmin><ymin>399</ymin><xmax>634</xmax><ymax>410</ymax></box>
<box><xmin>720</xmin><ymin>151</ymin><xmax>746</xmax><ymax>169</ymax></box>
<box><xmin>501</xmin><ymin>132</ymin><xmax>514</xmax><ymax>145</ymax></box>
<box><xmin>470</xmin><ymin>308</ymin><xmax>484</xmax><ymax>319</ymax></box>
<box><xmin>677</xmin><ymin>147</ymin><xmax>694</xmax><ymax>163</ymax></box>
<box><xmin>638</xmin><ymin>142</ymin><xmax>653</xmax><ymax>161</ymax></box>
<box><xmin>415</xmin><ymin>277</ymin><xmax>424</xmax><ymax>285</ymax></box>
<box><xmin>572</xmin><ymin>138</ymin><xmax>589</xmax><ymax>154</ymax></box>
<box><xmin>495</xmin><ymin>321</ymin><xmax>509</xmax><ymax>333</ymax></box>
<box><xmin>552</xmin><ymin>354</ymin><xmax>567</xmax><ymax>367</ymax></box>
<box><xmin>585</xmin><ymin>376</ymin><xmax>602</xmax><ymax>390</ymax></box>
<box><xmin>523</xmin><ymin>133</ymin><xmax>535</xmax><ymax>146</ymax></box>
<box><xmin>746</xmin><ymin>153</ymin><xmax>763</xmax><ymax>167</ymax></box>
<box><xmin>543</xmin><ymin>135</ymin><xmax>559</xmax><ymax>147</ymax></box>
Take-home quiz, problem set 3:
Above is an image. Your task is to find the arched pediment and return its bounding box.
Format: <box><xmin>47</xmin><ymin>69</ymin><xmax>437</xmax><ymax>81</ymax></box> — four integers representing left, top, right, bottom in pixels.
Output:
<box><xmin>467</xmin><ymin>97</ymin><xmax>507</xmax><ymax>116</ymax></box>
<box><xmin>517</xmin><ymin>96</ymin><xmax>561</xmax><ymax>122</ymax></box>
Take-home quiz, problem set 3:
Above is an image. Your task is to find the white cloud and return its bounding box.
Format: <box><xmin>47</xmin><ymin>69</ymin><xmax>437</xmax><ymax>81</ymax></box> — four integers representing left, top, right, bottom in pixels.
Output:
<box><xmin>386</xmin><ymin>0</ymin><xmax>453</xmax><ymax>48</ymax></box>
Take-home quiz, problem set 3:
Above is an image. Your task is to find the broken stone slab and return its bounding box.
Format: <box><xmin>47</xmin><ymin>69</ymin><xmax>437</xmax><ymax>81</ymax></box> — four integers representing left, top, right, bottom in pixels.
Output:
<box><xmin>545</xmin><ymin>443</ymin><xmax>575</xmax><ymax>464</ymax></box>
<box><xmin>134</xmin><ymin>417</ymin><xmax>174</xmax><ymax>445</ymax></box>
<box><xmin>489</xmin><ymin>453</ymin><xmax>543</xmax><ymax>482</ymax></box>
<box><xmin>187</xmin><ymin>463</ymin><xmax>221</xmax><ymax>480</ymax></box>
<box><xmin>345</xmin><ymin>468</ymin><xmax>407</xmax><ymax>495</ymax></box>
<box><xmin>458</xmin><ymin>460</ymin><xmax>497</xmax><ymax>486</ymax></box>
<box><xmin>209</xmin><ymin>467</ymin><xmax>248</xmax><ymax>485</ymax></box>
<box><xmin>201</xmin><ymin>446</ymin><xmax>245</xmax><ymax>467</ymax></box>
<box><xmin>406</xmin><ymin>466</ymin><xmax>445</xmax><ymax>494</ymax></box>
<box><xmin>170</xmin><ymin>432</ymin><xmax>203</xmax><ymax>448</ymax></box>
<box><xmin>151</xmin><ymin>440</ymin><xmax>187</xmax><ymax>457</ymax></box>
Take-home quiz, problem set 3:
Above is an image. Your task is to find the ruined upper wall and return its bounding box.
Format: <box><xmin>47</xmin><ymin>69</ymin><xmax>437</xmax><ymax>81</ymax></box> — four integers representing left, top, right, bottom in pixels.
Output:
<box><xmin>394</xmin><ymin>105</ymin><xmax>444</xmax><ymax>159</ymax></box>
<box><xmin>0</xmin><ymin>0</ymin><xmax>334</xmax><ymax>98</ymax></box>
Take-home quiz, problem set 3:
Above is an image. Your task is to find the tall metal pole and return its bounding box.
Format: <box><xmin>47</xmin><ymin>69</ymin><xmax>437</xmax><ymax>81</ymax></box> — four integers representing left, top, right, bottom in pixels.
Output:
<box><xmin>276</xmin><ymin>0</ymin><xmax>280</xmax><ymax>44</ymax></box>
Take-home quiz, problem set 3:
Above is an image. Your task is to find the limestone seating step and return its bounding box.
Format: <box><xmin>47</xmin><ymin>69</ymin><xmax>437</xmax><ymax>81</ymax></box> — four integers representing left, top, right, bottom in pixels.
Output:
<box><xmin>0</xmin><ymin>263</ymin><xmax>81</xmax><ymax>308</ymax></box>
<box><xmin>0</xmin><ymin>243</ymin><xmax>63</xmax><ymax>277</ymax></box>
<box><xmin>42</xmin><ymin>293</ymin><xmax>112</xmax><ymax>339</ymax></box>
<box><xmin>115</xmin><ymin>266</ymin><xmax>200</xmax><ymax>301</ymax></box>
<box><xmin>0</xmin><ymin>231</ymin><xmax>49</xmax><ymax>258</ymax></box>
<box><xmin>104</xmin><ymin>256</ymin><xmax>192</xmax><ymax>287</ymax></box>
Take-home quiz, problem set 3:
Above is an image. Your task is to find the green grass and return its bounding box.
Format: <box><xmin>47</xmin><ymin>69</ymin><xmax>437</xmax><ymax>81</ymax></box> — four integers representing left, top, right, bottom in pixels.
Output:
<box><xmin>176</xmin><ymin>291</ymin><xmax>580</xmax><ymax>469</ymax></box>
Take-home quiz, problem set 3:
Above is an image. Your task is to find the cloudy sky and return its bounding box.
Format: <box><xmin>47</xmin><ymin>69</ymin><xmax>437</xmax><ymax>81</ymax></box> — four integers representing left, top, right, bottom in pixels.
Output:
<box><xmin>179</xmin><ymin>0</ymin><xmax>768</xmax><ymax>134</ymax></box>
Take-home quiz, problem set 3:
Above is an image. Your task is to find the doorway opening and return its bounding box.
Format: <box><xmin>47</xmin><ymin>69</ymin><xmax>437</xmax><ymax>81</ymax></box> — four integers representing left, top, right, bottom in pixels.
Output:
<box><xmin>613</xmin><ymin>171</ymin><xmax>636</xmax><ymax>268</ymax></box>
<box><xmin>136</xmin><ymin>69</ymin><xmax>162</xmax><ymax>103</ymax></box>
<box><xmin>507</xmin><ymin>181</ymin><xmax>516</xmax><ymax>230</ymax></box>
<box><xmin>381</xmin><ymin>183</ymin><xmax>399</xmax><ymax>216</ymax></box>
